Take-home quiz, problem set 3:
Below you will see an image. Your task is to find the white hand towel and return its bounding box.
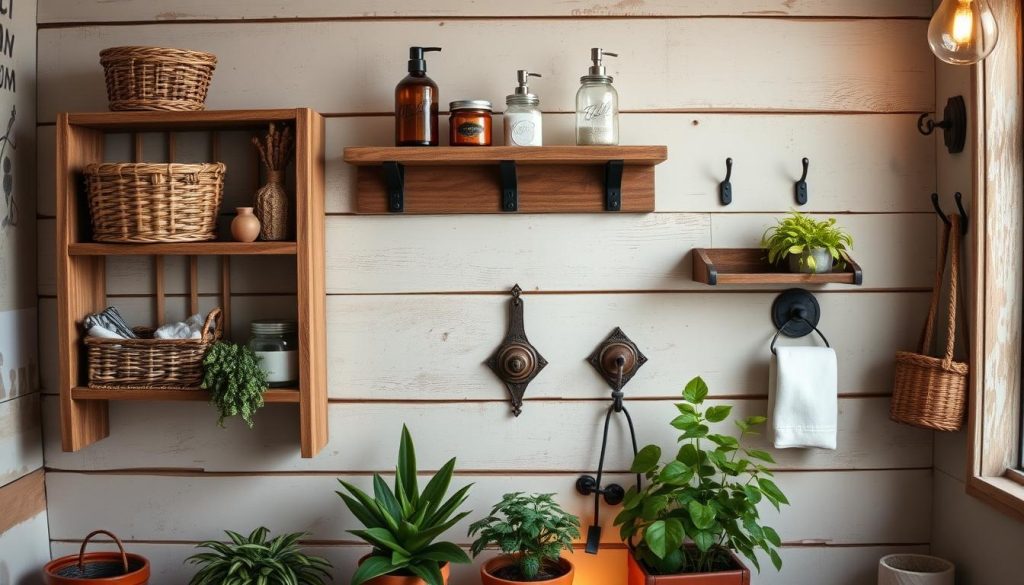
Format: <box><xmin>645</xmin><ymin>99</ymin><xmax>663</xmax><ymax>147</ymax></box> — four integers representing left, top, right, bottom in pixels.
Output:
<box><xmin>768</xmin><ymin>346</ymin><xmax>837</xmax><ymax>450</ymax></box>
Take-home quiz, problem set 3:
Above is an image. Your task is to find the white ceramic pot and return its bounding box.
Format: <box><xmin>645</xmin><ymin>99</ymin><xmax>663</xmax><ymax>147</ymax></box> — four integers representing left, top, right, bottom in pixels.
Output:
<box><xmin>878</xmin><ymin>554</ymin><xmax>954</xmax><ymax>585</ymax></box>
<box><xmin>788</xmin><ymin>247</ymin><xmax>833</xmax><ymax>274</ymax></box>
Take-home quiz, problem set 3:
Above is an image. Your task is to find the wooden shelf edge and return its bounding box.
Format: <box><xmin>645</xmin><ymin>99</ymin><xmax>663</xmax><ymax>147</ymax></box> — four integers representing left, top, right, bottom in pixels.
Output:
<box><xmin>68</xmin><ymin>241</ymin><xmax>298</xmax><ymax>256</ymax></box>
<box><xmin>71</xmin><ymin>387</ymin><xmax>301</xmax><ymax>403</ymax></box>
<box><xmin>691</xmin><ymin>248</ymin><xmax>863</xmax><ymax>286</ymax></box>
<box><xmin>65</xmin><ymin>108</ymin><xmax>311</xmax><ymax>130</ymax></box>
<box><xmin>343</xmin><ymin>145</ymin><xmax>668</xmax><ymax>166</ymax></box>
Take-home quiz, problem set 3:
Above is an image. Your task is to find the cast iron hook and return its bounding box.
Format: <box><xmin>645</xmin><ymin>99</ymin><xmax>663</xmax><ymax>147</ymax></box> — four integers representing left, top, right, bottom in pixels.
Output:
<box><xmin>954</xmin><ymin>192</ymin><xmax>968</xmax><ymax>234</ymax></box>
<box><xmin>794</xmin><ymin>157</ymin><xmax>809</xmax><ymax>206</ymax></box>
<box><xmin>719</xmin><ymin>157</ymin><xmax>733</xmax><ymax>206</ymax></box>
<box><xmin>931</xmin><ymin>193</ymin><xmax>951</xmax><ymax>227</ymax></box>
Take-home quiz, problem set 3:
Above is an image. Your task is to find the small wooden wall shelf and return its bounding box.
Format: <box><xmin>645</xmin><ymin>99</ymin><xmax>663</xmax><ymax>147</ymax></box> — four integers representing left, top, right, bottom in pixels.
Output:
<box><xmin>343</xmin><ymin>145</ymin><xmax>667</xmax><ymax>214</ymax></box>
<box><xmin>56</xmin><ymin>109</ymin><xmax>328</xmax><ymax>457</ymax></box>
<box><xmin>692</xmin><ymin>248</ymin><xmax>863</xmax><ymax>285</ymax></box>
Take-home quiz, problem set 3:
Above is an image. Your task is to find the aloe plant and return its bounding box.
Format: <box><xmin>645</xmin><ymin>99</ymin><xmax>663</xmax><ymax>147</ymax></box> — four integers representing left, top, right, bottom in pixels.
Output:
<box><xmin>337</xmin><ymin>425</ymin><xmax>472</xmax><ymax>585</ymax></box>
<box><xmin>186</xmin><ymin>527</ymin><xmax>332</xmax><ymax>585</ymax></box>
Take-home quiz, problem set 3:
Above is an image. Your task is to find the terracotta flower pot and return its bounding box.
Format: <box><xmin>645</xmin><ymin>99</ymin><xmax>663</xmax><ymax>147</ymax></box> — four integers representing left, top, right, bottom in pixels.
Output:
<box><xmin>44</xmin><ymin>530</ymin><xmax>150</xmax><ymax>585</ymax></box>
<box><xmin>358</xmin><ymin>555</ymin><xmax>451</xmax><ymax>585</ymax></box>
<box><xmin>481</xmin><ymin>555</ymin><xmax>575</xmax><ymax>585</ymax></box>
<box><xmin>627</xmin><ymin>550</ymin><xmax>750</xmax><ymax>585</ymax></box>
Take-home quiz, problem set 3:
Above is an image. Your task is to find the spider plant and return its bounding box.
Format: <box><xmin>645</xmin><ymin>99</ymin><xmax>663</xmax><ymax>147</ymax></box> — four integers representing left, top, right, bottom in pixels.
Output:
<box><xmin>186</xmin><ymin>527</ymin><xmax>332</xmax><ymax>585</ymax></box>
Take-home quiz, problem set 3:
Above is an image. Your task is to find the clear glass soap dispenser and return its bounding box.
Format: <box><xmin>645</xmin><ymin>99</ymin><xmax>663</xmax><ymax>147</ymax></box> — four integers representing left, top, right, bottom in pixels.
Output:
<box><xmin>576</xmin><ymin>48</ymin><xmax>619</xmax><ymax>146</ymax></box>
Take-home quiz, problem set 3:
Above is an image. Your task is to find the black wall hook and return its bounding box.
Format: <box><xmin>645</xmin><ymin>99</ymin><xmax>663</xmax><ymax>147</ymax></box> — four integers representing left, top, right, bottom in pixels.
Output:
<box><xmin>918</xmin><ymin>96</ymin><xmax>967</xmax><ymax>154</ymax></box>
<box><xmin>769</xmin><ymin>289</ymin><xmax>830</xmax><ymax>355</ymax></box>
<box><xmin>931</xmin><ymin>192</ymin><xmax>969</xmax><ymax>234</ymax></box>
<box><xmin>719</xmin><ymin>157</ymin><xmax>733</xmax><ymax>206</ymax></box>
<box><xmin>794</xmin><ymin>157</ymin><xmax>809</xmax><ymax>206</ymax></box>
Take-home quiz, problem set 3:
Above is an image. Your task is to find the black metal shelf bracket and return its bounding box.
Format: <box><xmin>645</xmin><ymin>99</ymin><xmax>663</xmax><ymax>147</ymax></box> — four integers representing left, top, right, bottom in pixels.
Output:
<box><xmin>499</xmin><ymin>160</ymin><xmax>518</xmax><ymax>212</ymax></box>
<box><xmin>383</xmin><ymin>161</ymin><xmax>405</xmax><ymax>213</ymax></box>
<box><xmin>604</xmin><ymin>160</ymin><xmax>624</xmax><ymax>211</ymax></box>
<box><xmin>794</xmin><ymin>157</ymin><xmax>809</xmax><ymax>206</ymax></box>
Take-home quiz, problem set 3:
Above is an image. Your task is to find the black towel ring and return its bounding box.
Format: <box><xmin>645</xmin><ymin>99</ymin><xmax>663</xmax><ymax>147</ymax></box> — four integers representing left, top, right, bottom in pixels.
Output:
<box><xmin>770</xmin><ymin>314</ymin><xmax>831</xmax><ymax>355</ymax></box>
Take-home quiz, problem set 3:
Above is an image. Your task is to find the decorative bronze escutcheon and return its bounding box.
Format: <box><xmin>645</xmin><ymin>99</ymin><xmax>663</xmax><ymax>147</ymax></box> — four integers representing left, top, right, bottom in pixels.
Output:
<box><xmin>487</xmin><ymin>284</ymin><xmax>547</xmax><ymax>416</ymax></box>
<box><xmin>588</xmin><ymin>327</ymin><xmax>647</xmax><ymax>390</ymax></box>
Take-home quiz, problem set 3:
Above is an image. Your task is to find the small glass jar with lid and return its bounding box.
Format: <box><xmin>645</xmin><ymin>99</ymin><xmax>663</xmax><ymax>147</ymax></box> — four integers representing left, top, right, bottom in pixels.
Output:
<box><xmin>449</xmin><ymin>100</ymin><xmax>493</xmax><ymax>146</ymax></box>
<box><xmin>247</xmin><ymin>320</ymin><xmax>299</xmax><ymax>387</ymax></box>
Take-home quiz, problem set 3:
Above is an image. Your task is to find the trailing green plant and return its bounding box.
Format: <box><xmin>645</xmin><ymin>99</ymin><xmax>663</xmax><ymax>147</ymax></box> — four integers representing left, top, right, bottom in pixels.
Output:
<box><xmin>186</xmin><ymin>527</ymin><xmax>332</xmax><ymax>585</ymax></box>
<box><xmin>201</xmin><ymin>341</ymin><xmax>268</xmax><ymax>428</ymax></box>
<box><xmin>468</xmin><ymin>492</ymin><xmax>581</xmax><ymax>581</ymax></box>
<box><xmin>614</xmin><ymin>376</ymin><xmax>789</xmax><ymax>576</ymax></box>
<box><xmin>338</xmin><ymin>425</ymin><xmax>472</xmax><ymax>585</ymax></box>
<box><xmin>760</xmin><ymin>210</ymin><xmax>853</xmax><ymax>270</ymax></box>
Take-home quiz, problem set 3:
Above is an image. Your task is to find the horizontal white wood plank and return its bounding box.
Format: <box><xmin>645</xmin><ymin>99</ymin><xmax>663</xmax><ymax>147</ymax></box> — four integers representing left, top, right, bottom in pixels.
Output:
<box><xmin>326</xmin><ymin>292</ymin><xmax>928</xmax><ymax>399</ymax></box>
<box><xmin>0</xmin><ymin>394</ymin><xmax>43</xmax><ymax>488</ymax></box>
<box><xmin>41</xmin><ymin>397</ymin><xmax>931</xmax><ymax>472</ymax></box>
<box><xmin>46</xmin><ymin>469</ymin><xmax>931</xmax><ymax>544</ymax></box>
<box><xmin>326</xmin><ymin>114</ymin><xmax>936</xmax><ymax>214</ymax></box>
<box><xmin>37</xmin><ymin>0</ymin><xmax>934</xmax><ymax>23</ymax></box>
<box><xmin>38</xmin><ymin>19</ymin><xmax>932</xmax><ymax>121</ymax></box>
<box><xmin>325</xmin><ymin>213</ymin><xmax>934</xmax><ymax>293</ymax></box>
<box><xmin>0</xmin><ymin>512</ymin><xmax>51</xmax><ymax>583</ymax></box>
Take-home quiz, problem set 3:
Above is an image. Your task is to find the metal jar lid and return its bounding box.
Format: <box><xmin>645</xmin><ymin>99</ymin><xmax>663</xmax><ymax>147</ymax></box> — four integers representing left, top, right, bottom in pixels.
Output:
<box><xmin>450</xmin><ymin>100</ymin><xmax>492</xmax><ymax>112</ymax></box>
<box><xmin>506</xmin><ymin>94</ymin><xmax>540</xmax><ymax>107</ymax></box>
<box><xmin>251</xmin><ymin>320</ymin><xmax>298</xmax><ymax>336</ymax></box>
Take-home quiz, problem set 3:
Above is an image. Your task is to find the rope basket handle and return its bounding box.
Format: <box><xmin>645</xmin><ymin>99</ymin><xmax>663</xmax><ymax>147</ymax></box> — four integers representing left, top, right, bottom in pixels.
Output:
<box><xmin>918</xmin><ymin>218</ymin><xmax>953</xmax><ymax>354</ymax></box>
<box><xmin>200</xmin><ymin>308</ymin><xmax>223</xmax><ymax>342</ymax></box>
<box><xmin>78</xmin><ymin>530</ymin><xmax>129</xmax><ymax>574</ymax></box>
<box><xmin>941</xmin><ymin>214</ymin><xmax>962</xmax><ymax>369</ymax></box>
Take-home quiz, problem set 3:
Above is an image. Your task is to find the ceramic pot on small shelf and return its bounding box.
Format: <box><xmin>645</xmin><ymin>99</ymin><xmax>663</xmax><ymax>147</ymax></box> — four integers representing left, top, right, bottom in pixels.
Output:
<box><xmin>230</xmin><ymin>207</ymin><xmax>261</xmax><ymax>243</ymax></box>
<box><xmin>481</xmin><ymin>556</ymin><xmax>574</xmax><ymax>585</ymax></box>
<box><xmin>787</xmin><ymin>247</ymin><xmax>833</xmax><ymax>274</ymax></box>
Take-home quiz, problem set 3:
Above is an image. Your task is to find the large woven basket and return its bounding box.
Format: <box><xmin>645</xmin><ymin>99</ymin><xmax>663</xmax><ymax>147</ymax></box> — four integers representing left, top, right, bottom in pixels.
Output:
<box><xmin>100</xmin><ymin>46</ymin><xmax>217</xmax><ymax>111</ymax></box>
<box><xmin>891</xmin><ymin>215</ymin><xmax>968</xmax><ymax>431</ymax></box>
<box><xmin>84</xmin><ymin>162</ymin><xmax>226</xmax><ymax>243</ymax></box>
<box><xmin>85</xmin><ymin>309</ymin><xmax>222</xmax><ymax>390</ymax></box>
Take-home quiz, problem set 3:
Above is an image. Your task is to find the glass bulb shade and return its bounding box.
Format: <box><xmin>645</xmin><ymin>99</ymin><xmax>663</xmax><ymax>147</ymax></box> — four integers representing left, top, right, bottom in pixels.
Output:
<box><xmin>928</xmin><ymin>0</ymin><xmax>999</xmax><ymax>65</ymax></box>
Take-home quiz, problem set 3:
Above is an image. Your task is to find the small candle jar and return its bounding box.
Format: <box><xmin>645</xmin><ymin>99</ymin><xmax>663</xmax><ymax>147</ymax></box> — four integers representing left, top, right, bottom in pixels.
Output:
<box><xmin>247</xmin><ymin>320</ymin><xmax>299</xmax><ymax>387</ymax></box>
<box><xmin>449</xmin><ymin>100</ymin><xmax>492</xmax><ymax>146</ymax></box>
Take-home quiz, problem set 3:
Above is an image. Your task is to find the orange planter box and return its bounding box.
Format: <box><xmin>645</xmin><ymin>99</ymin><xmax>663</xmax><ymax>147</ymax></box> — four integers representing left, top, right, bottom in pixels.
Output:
<box><xmin>626</xmin><ymin>551</ymin><xmax>751</xmax><ymax>585</ymax></box>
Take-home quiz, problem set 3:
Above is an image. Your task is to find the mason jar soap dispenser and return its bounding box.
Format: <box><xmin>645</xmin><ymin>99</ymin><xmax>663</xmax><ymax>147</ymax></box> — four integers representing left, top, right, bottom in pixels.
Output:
<box><xmin>504</xmin><ymin>70</ymin><xmax>543</xmax><ymax>146</ymax></box>
<box><xmin>576</xmin><ymin>48</ymin><xmax>619</xmax><ymax>146</ymax></box>
<box><xmin>395</xmin><ymin>46</ymin><xmax>442</xmax><ymax>146</ymax></box>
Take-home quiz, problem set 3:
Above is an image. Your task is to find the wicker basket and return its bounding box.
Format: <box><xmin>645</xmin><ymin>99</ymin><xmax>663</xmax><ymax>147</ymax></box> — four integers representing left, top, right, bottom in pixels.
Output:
<box><xmin>85</xmin><ymin>309</ymin><xmax>222</xmax><ymax>390</ymax></box>
<box><xmin>891</xmin><ymin>215</ymin><xmax>968</xmax><ymax>431</ymax></box>
<box><xmin>100</xmin><ymin>46</ymin><xmax>217</xmax><ymax>111</ymax></box>
<box><xmin>84</xmin><ymin>162</ymin><xmax>226</xmax><ymax>243</ymax></box>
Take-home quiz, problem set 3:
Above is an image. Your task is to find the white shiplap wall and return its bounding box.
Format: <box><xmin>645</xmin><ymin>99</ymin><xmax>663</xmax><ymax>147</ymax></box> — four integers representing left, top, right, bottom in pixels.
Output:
<box><xmin>37</xmin><ymin>2</ymin><xmax>938</xmax><ymax>584</ymax></box>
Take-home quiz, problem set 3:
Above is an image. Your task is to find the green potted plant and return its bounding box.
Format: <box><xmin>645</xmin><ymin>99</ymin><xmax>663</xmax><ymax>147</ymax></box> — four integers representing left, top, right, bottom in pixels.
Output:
<box><xmin>615</xmin><ymin>376</ymin><xmax>789</xmax><ymax>585</ymax></box>
<box><xmin>761</xmin><ymin>211</ymin><xmax>853</xmax><ymax>274</ymax></box>
<box><xmin>186</xmin><ymin>527</ymin><xmax>332</xmax><ymax>585</ymax></box>
<box><xmin>201</xmin><ymin>341</ymin><xmax>268</xmax><ymax>427</ymax></box>
<box><xmin>468</xmin><ymin>492</ymin><xmax>581</xmax><ymax>585</ymax></box>
<box><xmin>338</xmin><ymin>425</ymin><xmax>472</xmax><ymax>585</ymax></box>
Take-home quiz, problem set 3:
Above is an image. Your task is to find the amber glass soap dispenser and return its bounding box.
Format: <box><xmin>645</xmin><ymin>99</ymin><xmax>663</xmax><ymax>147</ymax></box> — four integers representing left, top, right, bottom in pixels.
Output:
<box><xmin>395</xmin><ymin>46</ymin><xmax>441</xmax><ymax>146</ymax></box>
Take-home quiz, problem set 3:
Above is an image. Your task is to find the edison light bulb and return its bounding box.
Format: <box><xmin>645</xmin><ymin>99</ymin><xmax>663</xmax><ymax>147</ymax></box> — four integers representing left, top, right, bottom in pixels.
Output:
<box><xmin>928</xmin><ymin>0</ymin><xmax>999</xmax><ymax>65</ymax></box>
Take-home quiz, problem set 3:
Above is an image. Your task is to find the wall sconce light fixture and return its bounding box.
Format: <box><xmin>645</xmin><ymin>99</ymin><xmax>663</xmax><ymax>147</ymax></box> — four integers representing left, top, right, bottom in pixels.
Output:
<box><xmin>918</xmin><ymin>95</ymin><xmax>967</xmax><ymax>154</ymax></box>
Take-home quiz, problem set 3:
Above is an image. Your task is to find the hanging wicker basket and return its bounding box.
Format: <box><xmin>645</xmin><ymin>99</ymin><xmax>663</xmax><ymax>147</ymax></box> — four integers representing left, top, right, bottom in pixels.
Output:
<box><xmin>44</xmin><ymin>530</ymin><xmax>150</xmax><ymax>584</ymax></box>
<box><xmin>84</xmin><ymin>162</ymin><xmax>226</xmax><ymax>243</ymax></box>
<box><xmin>100</xmin><ymin>46</ymin><xmax>217</xmax><ymax>111</ymax></box>
<box><xmin>85</xmin><ymin>308</ymin><xmax>222</xmax><ymax>390</ymax></box>
<box><xmin>890</xmin><ymin>215</ymin><xmax>969</xmax><ymax>431</ymax></box>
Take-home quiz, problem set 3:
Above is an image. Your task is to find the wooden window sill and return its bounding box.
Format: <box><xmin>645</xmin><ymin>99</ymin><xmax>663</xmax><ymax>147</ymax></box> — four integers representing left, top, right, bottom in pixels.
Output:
<box><xmin>967</xmin><ymin>474</ymin><xmax>1024</xmax><ymax>523</ymax></box>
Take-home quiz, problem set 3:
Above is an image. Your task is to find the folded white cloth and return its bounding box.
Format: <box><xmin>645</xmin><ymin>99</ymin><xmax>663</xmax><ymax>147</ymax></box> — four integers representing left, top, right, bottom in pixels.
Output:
<box><xmin>154</xmin><ymin>313</ymin><xmax>204</xmax><ymax>340</ymax></box>
<box><xmin>87</xmin><ymin>325</ymin><xmax>124</xmax><ymax>339</ymax></box>
<box><xmin>768</xmin><ymin>346</ymin><xmax>838</xmax><ymax>450</ymax></box>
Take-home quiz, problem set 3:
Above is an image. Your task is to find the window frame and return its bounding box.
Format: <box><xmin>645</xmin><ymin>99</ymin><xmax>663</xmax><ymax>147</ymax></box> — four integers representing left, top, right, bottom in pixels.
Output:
<box><xmin>966</xmin><ymin>0</ymin><xmax>1024</xmax><ymax>521</ymax></box>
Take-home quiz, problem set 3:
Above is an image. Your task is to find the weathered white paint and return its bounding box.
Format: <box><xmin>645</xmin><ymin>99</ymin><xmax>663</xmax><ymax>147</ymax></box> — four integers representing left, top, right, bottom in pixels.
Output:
<box><xmin>0</xmin><ymin>394</ymin><xmax>43</xmax><ymax>487</ymax></box>
<box><xmin>37</xmin><ymin>19</ymin><xmax>932</xmax><ymax>121</ymax></box>
<box><xmin>0</xmin><ymin>512</ymin><xmax>50</xmax><ymax>582</ymax></box>
<box><xmin>0</xmin><ymin>308</ymin><xmax>37</xmax><ymax>403</ymax></box>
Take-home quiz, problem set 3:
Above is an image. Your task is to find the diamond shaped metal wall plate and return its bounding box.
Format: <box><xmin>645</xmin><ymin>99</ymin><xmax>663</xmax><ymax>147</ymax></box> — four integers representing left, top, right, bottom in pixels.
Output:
<box><xmin>486</xmin><ymin>285</ymin><xmax>547</xmax><ymax>416</ymax></box>
<box><xmin>588</xmin><ymin>327</ymin><xmax>647</xmax><ymax>390</ymax></box>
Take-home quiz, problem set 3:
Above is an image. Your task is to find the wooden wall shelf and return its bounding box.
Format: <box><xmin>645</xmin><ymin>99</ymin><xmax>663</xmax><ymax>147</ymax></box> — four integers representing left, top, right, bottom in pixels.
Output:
<box><xmin>343</xmin><ymin>145</ymin><xmax>667</xmax><ymax>214</ymax></box>
<box><xmin>692</xmin><ymin>248</ymin><xmax>863</xmax><ymax>285</ymax></box>
<box><xmin>56</xmin><ymin>108</ymin><xmax>328</xmax><ymax>457</ymax></box>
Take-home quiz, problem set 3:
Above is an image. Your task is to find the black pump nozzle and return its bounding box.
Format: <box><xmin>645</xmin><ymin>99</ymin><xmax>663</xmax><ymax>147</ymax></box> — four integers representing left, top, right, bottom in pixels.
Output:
<box><xmin>408</xmin><ymin>46</ymin><xmax>441</xmax><ymax>73</ymax></box>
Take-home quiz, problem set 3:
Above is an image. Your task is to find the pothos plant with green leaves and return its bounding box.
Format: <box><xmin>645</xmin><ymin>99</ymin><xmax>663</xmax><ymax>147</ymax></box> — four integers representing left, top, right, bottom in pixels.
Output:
<box><xmin>202</xmin><ymin>341</ymin><xmax>268</xmax><ymax>428</ymax></box>
<box><xmin>614</xmin><ymin>376</ymin><xmax>789</xmax><ymax>575</ymax></box>
<box><xmin>760</xmin><ymin>210</ymin><xmax>853</xmax><ymax>270</ymax></box>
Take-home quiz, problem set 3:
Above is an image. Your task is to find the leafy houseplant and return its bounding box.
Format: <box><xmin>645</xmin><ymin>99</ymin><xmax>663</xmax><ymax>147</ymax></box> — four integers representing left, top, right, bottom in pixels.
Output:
<box><xmin>201</xmin><ymin>341</ymin><xmax>268</xmax><ymax>428</ymax></box>
<box><xmin>468</xmin><ymin>492</ymin><xmax>581</xmax><ymax>584</ymax></box>
<box><xmin>338</xmin><ymin>425</ymin><xmax>472</xmax><ymax>585</ymax></box>
<box><xmin>615</xmin><ymin>377</ymin><xmax>789</xmax><ymax>585</ymax></box>
<box><xmin>760</xmin><ymin>211</ymin><xmax>853</xmax><ymax>274</ymax></box>
<box><xmin>186</xmin><ymin>527</ymin><xmax>332</xmax><ymax>585</ymax></box>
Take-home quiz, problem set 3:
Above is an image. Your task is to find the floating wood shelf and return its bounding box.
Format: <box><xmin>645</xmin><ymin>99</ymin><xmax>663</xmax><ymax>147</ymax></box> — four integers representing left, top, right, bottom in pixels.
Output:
<box><xmin>69</xmin><ymin>242</ymin><xmax>297</xmax><ymax>256</ymax></box>
<box><xmin>343</xmin><ymin>145</ymin><xmax>667</xmax><ymax>214</ymax></box>
<box><xmin>56</xmin><ymin>109</ymin><xmax>328</xmax><ymax>457</ymax></box>
<box><xmin>692</xmin><ymin>248</ymin><xmax>863</xmax><ymax>285</ymax></box>
<box><xmin>72</xmin><ymin>387</ymin><xmax>301</xmax><ymax>403</ymax></box>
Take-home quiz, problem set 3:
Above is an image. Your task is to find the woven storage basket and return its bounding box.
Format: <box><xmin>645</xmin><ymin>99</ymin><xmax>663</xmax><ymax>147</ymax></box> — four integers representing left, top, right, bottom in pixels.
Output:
<box><xmin>84</xmin><ymin>162</ymin><xmax>226</xmax><ymax>243</ymax></box>
<box><xmin>891</xmin><ymin>215</ymin><xmax>968</xmax><ymax>431</ymax></box>
<box><xmin>85</xmin><ymin>308</ymin><xmax>221</xmax><ymax>390</ymax></box>
<box><xmin>100</xmin><ymin>46</ymin><xmax>217</xmax><ymax>111</ymax></box>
